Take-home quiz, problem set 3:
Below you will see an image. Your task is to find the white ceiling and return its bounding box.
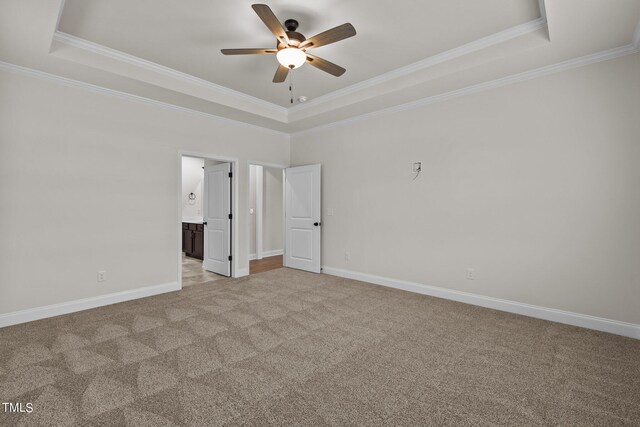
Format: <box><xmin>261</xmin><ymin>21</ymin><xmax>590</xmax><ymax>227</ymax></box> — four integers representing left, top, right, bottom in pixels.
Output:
<box><xmin>58</xmin><ymin>0</ymin><xmax>541</xmax><ymax>106</ymax></box>
<box><xmin>1</xmin><ymin>0</ymin><xmax>639</xmax><ymax>134</ymax></box>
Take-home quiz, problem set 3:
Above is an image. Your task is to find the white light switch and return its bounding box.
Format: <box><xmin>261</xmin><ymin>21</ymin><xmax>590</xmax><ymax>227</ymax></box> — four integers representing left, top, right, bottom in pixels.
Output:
<box><xmin>327</xmin><ymin>208</ymin><xmax>334</xmax><ymax>216</ymax></box>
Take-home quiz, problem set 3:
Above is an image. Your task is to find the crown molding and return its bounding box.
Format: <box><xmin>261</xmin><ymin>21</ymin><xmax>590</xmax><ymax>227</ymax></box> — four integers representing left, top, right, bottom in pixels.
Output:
<box><xmin>47</xmin><ymin>3</ymin><xmax>638</xmax><ymax>135</ymax></box>
<box><xmin>16</xmin><ymin>2</ymin><xmax>640</xmax><ymax>138</ymax></box>
<box><xmin>538</xmin><ymin>0</ymin><xmax>548</xmax><ymax>25</ymax></box>
<box><xmin>0</xmin><ymin>60</ymin><xmax>289</xmax><ymax>137</ymax></box>
<box><xmin>52</xmin><ymin>0</ymin><xmax>548</xmax><ymax>122</ymax></box>
<box><xmin>51</xmin><ymin>31</ymin><xmax>289</xmax><ymax>122</ymax></box>
<box><xmin>55</xmin><ymin>0</ymin><xmax>66</xmax><ymax>32</ymax></box>
<box><xmin>49</xmin><ymin>0</ymin><xmax>66</xmax><ymax>47</ymax></box>
<box><xmin>3</xmin><ymin>41</ymin><xmax>635</xmax><ymax>140</ymax></box>
<box><xmin>291</xmin><ymin>43</ymin><xmax>639</xmax><ymax>137</ymax></box>
<box><xmin>50</xmin><ymin>19</ymin><xmax>548</xmax><ymax>124</ymax></box>
<box><xmin>538</xmin><ymin>0</ymin><xmax>550</xmax><ymax>40</ymax></box>
<box><xmin>288</xmin><ymin>17</ymin><xmax>548</xmax><ymax>117</ymax></box>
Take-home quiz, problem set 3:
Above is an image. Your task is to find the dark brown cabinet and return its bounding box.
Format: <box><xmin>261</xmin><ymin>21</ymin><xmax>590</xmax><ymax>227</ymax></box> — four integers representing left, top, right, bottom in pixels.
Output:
<box><xmin>182</xmin><ymin>222</ymin><xmax>204</xmax><ymax>259</ymax></box>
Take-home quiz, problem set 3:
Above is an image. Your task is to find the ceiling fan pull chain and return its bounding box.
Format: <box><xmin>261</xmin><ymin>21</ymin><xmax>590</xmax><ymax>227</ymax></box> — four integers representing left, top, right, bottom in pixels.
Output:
<box><xmin>289</xmin><ymin>66</ymin><xmax>294</xmax><ymax>104</ymax></box>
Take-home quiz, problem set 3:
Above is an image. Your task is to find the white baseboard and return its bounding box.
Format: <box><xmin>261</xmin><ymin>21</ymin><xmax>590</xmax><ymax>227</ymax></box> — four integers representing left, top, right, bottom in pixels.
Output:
<box><xmin>235</xmin><ymin>268</ymin><xmax>249</xmax><ymax>278</ymax></box>
<box><xmin>322</xmin><ymin>267</ymin><xmax>640</xmax><ymax>340</ymax></box>
<box><xmin>249</xmin><ymin>249</ymin><xmax>284</xmax><ymax>261</ymax></box>
<box><xmin>0</xmin><ymin>281</ymin><xmax>180</xmax><ymax>328</ymax></box>
<box><xmin>263</xmin><ymin>249</ymin><xmax>284</xmax><ymax>257</ymax></box>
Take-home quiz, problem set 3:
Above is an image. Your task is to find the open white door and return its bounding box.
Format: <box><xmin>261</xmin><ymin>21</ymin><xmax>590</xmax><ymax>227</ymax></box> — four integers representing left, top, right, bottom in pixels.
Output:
<box><xmin>284</xmin><ymin>164</ymin><xmax>321</xmax><ymax>273</ymax></box>
<box><xmin>203</xmin><ymin>163</ymin><xmax>231</xmax><ymax>277</ymax></box>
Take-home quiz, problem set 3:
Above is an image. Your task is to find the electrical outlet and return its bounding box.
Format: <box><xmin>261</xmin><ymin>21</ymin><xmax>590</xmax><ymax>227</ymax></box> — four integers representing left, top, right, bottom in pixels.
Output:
<box><xmin>412</xmin><ymin>162</ymin><xmax>422</xmax><ymax>173</ymax></box>
<box><xmin>466</xmin><ymin>268</ymin><xmax>475</xmax><ymax>280</ymax></box>
<box><xmin>345</xmin><ymin>251</ymin><xmax>351</xmax><ymax>262</ymax></box>
<box><xmin>97</xmin><ymin>271</ymin><xmax>107</xmax><ymax>282</ymax></box>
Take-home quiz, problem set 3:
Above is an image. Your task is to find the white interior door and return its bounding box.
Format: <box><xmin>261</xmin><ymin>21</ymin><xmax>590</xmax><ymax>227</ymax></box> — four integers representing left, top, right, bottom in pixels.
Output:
<box><xmin>284</xmin><ymin>164</ymin><xmax>321</xmax><ymax>273</ymax></box>
<box><xmin>203</xmin><ymin>163</ymin><xmax>231</xmax><ymax>277</ymax></box>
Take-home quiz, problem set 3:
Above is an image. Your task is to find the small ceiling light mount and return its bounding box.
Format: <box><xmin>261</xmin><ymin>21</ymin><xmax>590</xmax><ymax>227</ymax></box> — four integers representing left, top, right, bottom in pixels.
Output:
<box><xmin>284</xmin><ymin>19</ymin><xmax>299</xmax><ymax>32</ymax></box>
<box><xmin>298</xmin><ymin>95</ymin><xmax>308</xmax><ymax>103</ymax></box>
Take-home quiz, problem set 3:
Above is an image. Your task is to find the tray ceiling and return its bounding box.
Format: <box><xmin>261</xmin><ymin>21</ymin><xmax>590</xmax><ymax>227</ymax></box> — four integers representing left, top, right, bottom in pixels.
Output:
<box><xmin>1</xmin><ymin>0</ymin><xmax>639</xmax><ymax>134</ymax></box>
<box><xmin>58</xmin><ymin>0</ymin><xmax>542</xmax><ymax>106</ymax></box>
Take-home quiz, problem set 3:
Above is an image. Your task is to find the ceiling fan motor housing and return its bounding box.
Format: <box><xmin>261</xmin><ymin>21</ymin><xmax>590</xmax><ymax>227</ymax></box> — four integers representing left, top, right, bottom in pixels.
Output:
<box><xmin>277</xmin><ymin>19</ymin><xmax>306</xmax><ymax>48</ymax></box>
<box><xmin>278</xmin><ymin>31</ymin><xmax>306</xmax><ymax>48</ymax></box>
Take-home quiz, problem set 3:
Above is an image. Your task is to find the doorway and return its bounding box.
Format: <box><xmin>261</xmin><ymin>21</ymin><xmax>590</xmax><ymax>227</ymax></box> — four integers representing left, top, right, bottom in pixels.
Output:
<box><xmin>179</xmin><ymin>152</ymin><xmax>239</xmax><ymax>288</ymax></box>
<box><xmin>248</xmin><ymin>162</ymin><xmax>286</xmax><ymax>274</ymax></box>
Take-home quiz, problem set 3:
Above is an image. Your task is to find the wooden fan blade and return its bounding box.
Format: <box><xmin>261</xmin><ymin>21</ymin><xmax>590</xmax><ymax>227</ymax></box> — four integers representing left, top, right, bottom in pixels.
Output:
<box><xmin>299</xmin><ymin>23</ymin><xmax>356</xmax><ymax>50</ymax></box>
<box><xmin>252</xmin><ymin>4</ymin><xmax>290</xmax><ymax>46</ymax></box>
<box><xmin>221</xmin><ymin>48</ymin><xmax>277</xmax><ymax>55</ymax></box>
<box><xmin>273</xmin><ymin>64</ymin><xmax>289</xmax><ymax>83</ymax></box>
<box><xmin>306</xmin><ymin>54</ymin><xmax>346</xmax><ymax>77</ymax></box>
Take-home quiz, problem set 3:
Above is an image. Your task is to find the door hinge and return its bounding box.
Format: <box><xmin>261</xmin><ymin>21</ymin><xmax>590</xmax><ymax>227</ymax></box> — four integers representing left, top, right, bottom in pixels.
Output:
<box><xmin>228</xmin><ymin>213</ymin><xmax>232</xmax><ymax>220</ymax></box>
<box><xmin>228</xmin><ymin>172</ymin><xmax>233</xmax><ymax>178</ymax></box>
<box><xmin>228</xmin><ymin>255</ymin><xmax>232</xmax><ymax>261</ymax></box>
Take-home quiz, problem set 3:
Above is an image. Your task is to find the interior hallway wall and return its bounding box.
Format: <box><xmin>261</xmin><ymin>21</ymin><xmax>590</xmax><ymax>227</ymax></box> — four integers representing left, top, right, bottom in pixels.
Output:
<box><xmin>249</xmin><ymin>165</ymin><xmax>284</xmax><ymax>258</ymax></box>
<box><xmin>263</xmin><ymin>166</ymin><xmax>283</xmax><ymax>253</ymax></box>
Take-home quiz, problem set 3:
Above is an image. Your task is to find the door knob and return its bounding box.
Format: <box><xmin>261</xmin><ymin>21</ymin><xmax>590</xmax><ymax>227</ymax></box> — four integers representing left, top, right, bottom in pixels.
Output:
<box><xmin>203</xmin><ymin>221</ymin><xmax>207</xmax><ymax>226</ymax></box>
<box><xmin>313</xmin><ymin>222</ymin><xmax>321</xmax><ymax>226</ymax></box>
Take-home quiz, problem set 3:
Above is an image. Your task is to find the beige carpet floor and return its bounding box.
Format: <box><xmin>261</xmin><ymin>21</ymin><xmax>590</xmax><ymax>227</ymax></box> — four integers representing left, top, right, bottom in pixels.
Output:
<box><xmin>1</xmin><ymin>268</ymin><xmax>639</xmax><ymax>426</ymax></box>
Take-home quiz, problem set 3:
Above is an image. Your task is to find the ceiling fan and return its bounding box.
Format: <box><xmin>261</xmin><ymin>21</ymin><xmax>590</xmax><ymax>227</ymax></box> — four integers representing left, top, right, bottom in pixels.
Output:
<box><xmin>221</xmin><ymin>4</ymin><xmax>356</xmax><ymax>83</ymax></box>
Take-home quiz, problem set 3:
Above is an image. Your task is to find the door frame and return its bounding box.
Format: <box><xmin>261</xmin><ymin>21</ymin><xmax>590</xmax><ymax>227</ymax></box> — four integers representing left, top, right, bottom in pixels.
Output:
<box><xmin>255</xmin><ymin>165</ymin><xmax>263</xmax><ymax>260</ymax></box>
<box><xmin>247</xmin><ymin>160</ymin><xmax>288</xmax><ymax>269</ymax></box>
<box><xmin>178</xmin><ymin>151</ymin><xmax>239</xmax><ymax>287</ymax></box>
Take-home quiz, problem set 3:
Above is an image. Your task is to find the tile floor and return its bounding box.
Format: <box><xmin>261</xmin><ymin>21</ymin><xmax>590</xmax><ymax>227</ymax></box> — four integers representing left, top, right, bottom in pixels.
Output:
<box><xmin>182</xmin><ymin>253</ymin><xmax>225</xmax><ymax>287</ymax></box>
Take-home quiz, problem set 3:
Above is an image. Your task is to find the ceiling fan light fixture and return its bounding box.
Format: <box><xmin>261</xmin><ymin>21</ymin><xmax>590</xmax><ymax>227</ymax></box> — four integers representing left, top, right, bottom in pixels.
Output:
<box><xmin>276</xmin><ymin>48</ymin><xmax>306</xmax><ymax>69</ymax></box>
<box><xmin>221</xmin><ymin>5</ymin><xmax>356</xmax><ymax>83</ymax></box>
